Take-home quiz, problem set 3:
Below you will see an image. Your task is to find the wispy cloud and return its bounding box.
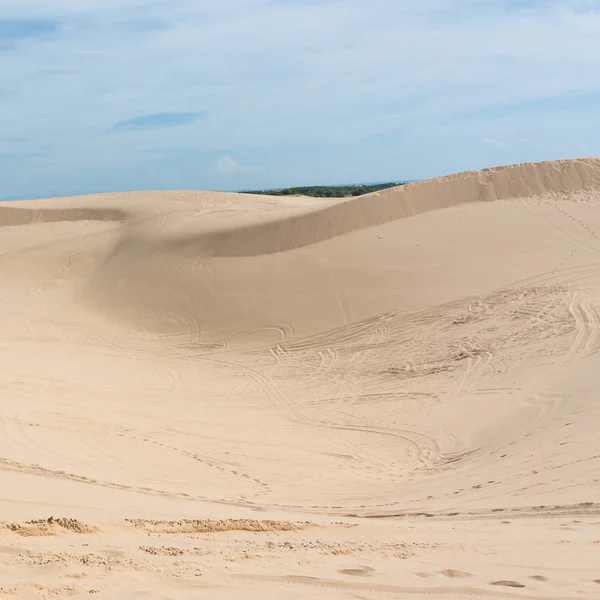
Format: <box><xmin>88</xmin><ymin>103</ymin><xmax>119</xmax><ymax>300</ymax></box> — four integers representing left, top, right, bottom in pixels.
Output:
<box><xmin>483</xmin><ymin>138</ymin><xmax>507</xmax><ymax>148</ymax></box>
<box><xmin>0</xmin><ymin>0</ymin><xmax>600</xmax><ymax>197</ymax></box>
<box><xmin>216</xmin><ymin>156</ymin><xmax>249</xmax><ymax>175</ymax></box>
<box><xmin>0</xmin><ymin>18</ymin><xmax>59</xmax><ymax>50</ymax></box>
<box><xmin>0</xmin><ymin>151</ymin><xmax>46</xmax><ymax>159</ymax></box>
<box><xmin>110</xmin><ymin>111</ymin><xmax>205</xmax><ymax>132</ymax></box>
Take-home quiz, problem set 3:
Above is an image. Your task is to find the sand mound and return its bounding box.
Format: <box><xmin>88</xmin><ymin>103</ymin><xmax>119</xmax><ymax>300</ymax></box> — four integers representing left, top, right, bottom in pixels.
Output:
<box><xmin>195</xmin><ymin>157</ymin><xmax>600</xmax><ymax>257</ymax></box>
<box><xmin>2</xmin><ymin>518</ymin><xmax>97</xmax><ymax>537</ymax></box>
<box><xmin>124</xmin><ymin>518</ymin><xmax>307</xmax><ymax>534</ymax></box>
<box><xmin>0</xmin><ymin>206</ymin><xmax>127</xmax><ymax>228</ymax></box>
<box><xmin>72</xmin><ymin>157</ymin><xmax>600</xmax><ymax>343</ymax></box>
<box><xmin>2</xmin><ymin>158</ymin><xmax>600</xmax><ymax>598</ymax></box>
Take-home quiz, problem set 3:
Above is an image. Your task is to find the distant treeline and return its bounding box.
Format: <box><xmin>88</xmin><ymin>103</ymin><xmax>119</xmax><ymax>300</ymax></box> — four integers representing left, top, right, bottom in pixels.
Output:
<box><xmin>241</xmin><ymin>182</ymin><xmax>404</xmax><ymax>198</ymax></box>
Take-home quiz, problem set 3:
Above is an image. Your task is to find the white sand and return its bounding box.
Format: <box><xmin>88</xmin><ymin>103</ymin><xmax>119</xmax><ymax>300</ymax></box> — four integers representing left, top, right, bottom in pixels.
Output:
<box><xmin>1</xmin><ymin>158</ymin><xmax>600</xmax><ymax>598</ymax></box>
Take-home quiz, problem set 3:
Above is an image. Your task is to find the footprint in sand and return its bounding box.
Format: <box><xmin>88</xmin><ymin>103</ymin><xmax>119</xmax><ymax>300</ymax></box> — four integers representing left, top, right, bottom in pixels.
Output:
<box><xmin>490</xmin><ymin>580</ymin><xmax>525</xmax><ymax>588</ymax></box>
<box><xmin>528</xmin><ymin>575</ymin><xmax>549</xmax><ymax>582</ymax></box>
<box><xmin>338</xmin><ymin>567</ymin><xmax>374</xmax><ymax>577</ymax></box>
<box><xmin>441</xmin><ymin>569</ymin><xmax>473</xmax><ymax>578</ymax></box>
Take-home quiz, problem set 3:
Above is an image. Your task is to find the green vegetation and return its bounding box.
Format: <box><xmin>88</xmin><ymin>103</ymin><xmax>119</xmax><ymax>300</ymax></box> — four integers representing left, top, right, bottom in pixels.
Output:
<box><xmin>241</xmin><ymin>182</ymin><xmax>404</xmax><ymax>198</ymax></box>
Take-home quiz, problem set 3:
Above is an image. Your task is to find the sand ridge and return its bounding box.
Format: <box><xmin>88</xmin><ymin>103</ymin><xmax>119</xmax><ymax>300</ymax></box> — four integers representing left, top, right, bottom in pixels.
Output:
<box><xmin>2</xmin><ymin>158</ymin><xmax>600</xmax><ymax>597</ymax></box>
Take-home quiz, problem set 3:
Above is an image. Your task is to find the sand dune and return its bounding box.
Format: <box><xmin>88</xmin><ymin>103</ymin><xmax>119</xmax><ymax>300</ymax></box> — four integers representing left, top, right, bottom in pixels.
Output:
<box><xmin>2</xmin><ymin>158</ymin><xmax>600</xmax><ymax>598</ymax></box>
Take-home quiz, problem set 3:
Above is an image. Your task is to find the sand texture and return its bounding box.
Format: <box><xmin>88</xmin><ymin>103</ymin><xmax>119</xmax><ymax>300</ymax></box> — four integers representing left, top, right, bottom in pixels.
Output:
<box><xmin>1</xmin><ymin>158</ymin><xmax>600</xmax><ymax>598</ymax></box>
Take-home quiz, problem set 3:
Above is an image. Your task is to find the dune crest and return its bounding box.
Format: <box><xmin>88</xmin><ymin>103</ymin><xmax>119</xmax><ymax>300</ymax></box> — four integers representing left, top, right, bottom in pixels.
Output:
<box><xmin>76</xmin><ymin>157</ymin><xmax>600</xmax><ymax>342</ymax></box>
<box><xmin>195</xmin><ymin>157</ymin><xmax>600</xmax><ymax>257</ymax></box>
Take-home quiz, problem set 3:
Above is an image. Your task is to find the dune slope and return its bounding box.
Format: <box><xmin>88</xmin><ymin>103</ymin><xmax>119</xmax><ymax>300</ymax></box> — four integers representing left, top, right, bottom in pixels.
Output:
<box><xmin>1</xmin><ymin>158</ymin><xmax>600</xmax><ymax>598</ymax></box>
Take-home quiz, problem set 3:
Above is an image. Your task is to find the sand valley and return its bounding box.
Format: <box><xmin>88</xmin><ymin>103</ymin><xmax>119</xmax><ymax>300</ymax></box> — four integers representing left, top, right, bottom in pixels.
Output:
<box><xmin>1</xmin><ymin>158</ymin><xmax>600</xmax><ymax>598</ymax></box>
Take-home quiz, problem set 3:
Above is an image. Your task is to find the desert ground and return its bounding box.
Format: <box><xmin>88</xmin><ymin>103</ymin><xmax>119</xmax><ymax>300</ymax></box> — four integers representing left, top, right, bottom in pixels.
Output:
<box><xmin>1</xmin><ymin>158</ymin><xmax>600</xmax><ymax>598</ymax></box>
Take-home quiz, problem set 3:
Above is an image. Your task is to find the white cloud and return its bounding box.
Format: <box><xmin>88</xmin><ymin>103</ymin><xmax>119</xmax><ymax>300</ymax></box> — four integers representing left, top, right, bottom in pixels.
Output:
<box><xmin>483</xmin><ymin>138</ymin><xmax>506</xmax><ymax>148</ymax></box>
<box><xmin>215</xmin><ymin>156</ymin><xmax>248</xmax><ymax>175</ymax></box>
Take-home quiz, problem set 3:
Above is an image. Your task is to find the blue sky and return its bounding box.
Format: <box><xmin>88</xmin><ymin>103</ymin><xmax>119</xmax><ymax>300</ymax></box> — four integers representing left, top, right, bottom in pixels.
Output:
<box><xmin>1</xmin><ymin>0</ymin><xmax>600</xmax><ymax>199</ymax></box>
